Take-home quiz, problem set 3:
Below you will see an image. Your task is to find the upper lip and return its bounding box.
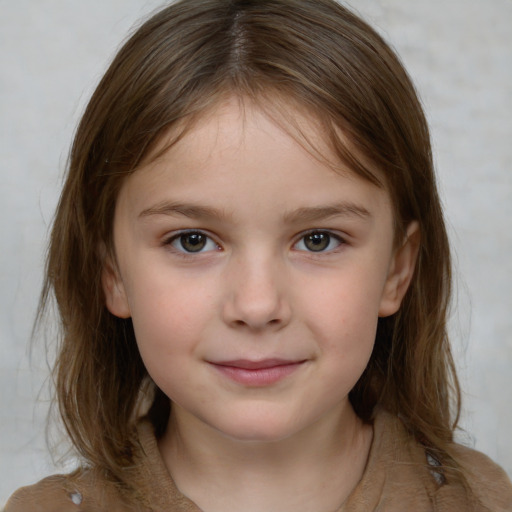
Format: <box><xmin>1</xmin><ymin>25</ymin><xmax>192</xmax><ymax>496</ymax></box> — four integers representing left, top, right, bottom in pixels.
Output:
<box><xmin>210</xmin><ymin>358</ymin><xmax>305</xmax><ymax>370</ymax></box>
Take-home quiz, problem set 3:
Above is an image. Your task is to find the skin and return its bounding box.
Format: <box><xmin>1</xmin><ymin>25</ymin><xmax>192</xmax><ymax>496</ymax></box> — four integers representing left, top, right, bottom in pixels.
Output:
<box><xmin>103</xmin><ymin>97</ymin><xmax>419</xmax><ymax>512</ymax></box>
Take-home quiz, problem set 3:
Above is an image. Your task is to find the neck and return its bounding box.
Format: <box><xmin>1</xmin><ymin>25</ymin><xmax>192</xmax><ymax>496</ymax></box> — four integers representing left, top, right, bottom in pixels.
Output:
<box><xmin>158</xmin><ymin>403</ymin><xmax>373</xmax><ymax>512</ymax></box>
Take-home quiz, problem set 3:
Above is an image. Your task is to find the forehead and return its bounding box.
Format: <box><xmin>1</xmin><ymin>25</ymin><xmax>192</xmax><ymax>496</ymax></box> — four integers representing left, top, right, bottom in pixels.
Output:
<box><xmin>115</xmin><ymin>97</ymin><xmax>393</xmax><ymax>230</ymax></box>
<box><xmin>139</xmin><ymin>94</ymin><xmax>384</xmax><ymax>187</ymax></box>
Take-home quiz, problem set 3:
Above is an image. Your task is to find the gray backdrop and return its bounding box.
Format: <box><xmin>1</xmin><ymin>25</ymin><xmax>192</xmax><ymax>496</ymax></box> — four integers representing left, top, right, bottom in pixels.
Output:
<box><xmin>1</xmin><ymin>0</ymin><xmax>511</xmax><ymax>505</ymax></box>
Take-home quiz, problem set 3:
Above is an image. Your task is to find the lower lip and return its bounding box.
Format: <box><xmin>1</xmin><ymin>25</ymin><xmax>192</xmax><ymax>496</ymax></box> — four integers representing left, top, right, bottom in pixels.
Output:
<box><xmin>211</xmin><ymin>362</ymin><xmax>304</xmax><ymax>386</ymax></box>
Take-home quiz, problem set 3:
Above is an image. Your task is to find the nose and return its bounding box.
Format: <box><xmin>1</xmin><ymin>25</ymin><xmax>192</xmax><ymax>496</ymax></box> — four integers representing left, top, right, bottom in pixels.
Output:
<box><xmin>222</xmin><ymin>254</ymin><xmax>291</xmax><ymax>331</ymax></box>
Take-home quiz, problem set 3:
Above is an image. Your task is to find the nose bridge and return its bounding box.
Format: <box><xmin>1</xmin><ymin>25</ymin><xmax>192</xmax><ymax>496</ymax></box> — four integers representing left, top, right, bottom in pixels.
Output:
<box><xmin>223</xmin><ymin>247</ymin><xmax>290</xmax><ymax>330</ymax></box>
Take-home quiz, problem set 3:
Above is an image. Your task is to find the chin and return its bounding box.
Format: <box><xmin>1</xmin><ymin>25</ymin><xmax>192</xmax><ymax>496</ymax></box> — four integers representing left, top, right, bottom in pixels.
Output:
<box><xmin>212</xmin><ymin>413</ymin><xmax>303</xmax><ymax>444</ymax></box>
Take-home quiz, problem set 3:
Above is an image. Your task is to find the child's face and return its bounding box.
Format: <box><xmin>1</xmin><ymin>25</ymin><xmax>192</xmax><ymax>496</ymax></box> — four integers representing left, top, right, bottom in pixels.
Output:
<box><xmin>103</xmin><ymin>98</ymin><xmax>417</xmax><ymax>442</ymax></box>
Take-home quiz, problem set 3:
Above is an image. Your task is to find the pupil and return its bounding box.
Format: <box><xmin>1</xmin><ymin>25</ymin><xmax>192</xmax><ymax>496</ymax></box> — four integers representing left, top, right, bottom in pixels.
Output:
<box><xmin>181</xmin><ymin>233</ymin><xmax>206</xmax><ymax>252</ymax></box>
<box><xmin>306</xmin><ymin>232</ymin><xmax>329</xmax><ymax>252</ymax></box>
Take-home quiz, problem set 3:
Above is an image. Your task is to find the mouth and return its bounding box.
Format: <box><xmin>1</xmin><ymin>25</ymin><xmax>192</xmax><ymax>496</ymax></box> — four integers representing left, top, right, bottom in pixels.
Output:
<box><xmin>208</xmin><ymin>358</ymin><xmax>307</xmax><ymax>386</ymax></box>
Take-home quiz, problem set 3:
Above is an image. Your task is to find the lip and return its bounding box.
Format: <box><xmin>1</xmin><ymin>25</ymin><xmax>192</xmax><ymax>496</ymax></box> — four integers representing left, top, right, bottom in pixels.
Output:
<box><xmin>209</xmin><ymin>358</ymin><xmax>306</xmax><ymax>386</ymax></box>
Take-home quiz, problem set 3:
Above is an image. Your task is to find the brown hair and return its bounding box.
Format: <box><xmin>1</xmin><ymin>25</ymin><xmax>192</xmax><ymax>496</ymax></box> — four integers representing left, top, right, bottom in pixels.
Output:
<box><xmin>42</xmin><ymin>0</ymin><xmax>462</xmax><ymax>496</ymax></box>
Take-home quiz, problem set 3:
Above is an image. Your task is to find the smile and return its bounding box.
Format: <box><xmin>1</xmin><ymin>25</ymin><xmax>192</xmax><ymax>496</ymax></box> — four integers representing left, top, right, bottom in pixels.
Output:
<box><xmin>209</xmin><ymin>359</ymin><xmax>307</xmax><ymax>387</ymax></box>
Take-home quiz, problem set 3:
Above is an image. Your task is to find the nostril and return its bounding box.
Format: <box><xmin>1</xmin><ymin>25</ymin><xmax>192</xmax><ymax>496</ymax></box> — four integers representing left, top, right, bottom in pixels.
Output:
<box><xmin>222</xmin><ymin>279</ymin><xmax>291</xmax><ymax>330</ymax></box>
<box><xmin>231</xmin><ymin>317</ymin><xmax>282</xmax><ymax>329</ymax></box>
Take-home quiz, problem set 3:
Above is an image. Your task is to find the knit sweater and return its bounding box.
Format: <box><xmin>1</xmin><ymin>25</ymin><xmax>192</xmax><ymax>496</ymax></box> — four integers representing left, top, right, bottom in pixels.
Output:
<box><xmin>5</xmin><ymin>411</ymin><xmax>512</xmax><ymax>511</ymax></box>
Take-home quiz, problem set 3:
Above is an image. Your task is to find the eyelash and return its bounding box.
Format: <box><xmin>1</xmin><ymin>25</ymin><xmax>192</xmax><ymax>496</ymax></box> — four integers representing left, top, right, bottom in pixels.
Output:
<box><xmin>162</xmin><ymin>229</ymin><xmax>346</xmax><ymax>255</ymax></box>
<box><xmin>293</xmin><ymin>230</ymin><xmax>345</xmax><ymax>254</ymax></box>
<box><xmin>163</xmin><ymin>230</ymin><xmax>221</xmax><ymax>255</ymax></box>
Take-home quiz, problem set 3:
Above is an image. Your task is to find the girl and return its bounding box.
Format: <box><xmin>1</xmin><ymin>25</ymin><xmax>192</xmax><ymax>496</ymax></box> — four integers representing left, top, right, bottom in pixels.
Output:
<box><xmin>5</xmin><ymin>0</ymin><xmax>512</xmax><ymax>510</ymax></box>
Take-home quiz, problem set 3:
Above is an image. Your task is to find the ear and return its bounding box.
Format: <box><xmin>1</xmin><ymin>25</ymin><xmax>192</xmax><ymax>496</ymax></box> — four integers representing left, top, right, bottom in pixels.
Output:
<box><xmin>101</xmin><ymin>255</ymin><xmax>131</xmax><ymax>319</ymax></box>
<box><xmin>378</xmin><ymin>221</ymin><xmax>420</xmax><ymax>317</ymax></box>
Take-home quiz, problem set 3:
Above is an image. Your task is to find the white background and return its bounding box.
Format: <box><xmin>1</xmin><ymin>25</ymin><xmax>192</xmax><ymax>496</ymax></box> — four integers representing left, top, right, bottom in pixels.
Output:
<box><xmin>1</xmin><ymin>0</ymin><xmax>511</xmax><ymax>505</ymax></box>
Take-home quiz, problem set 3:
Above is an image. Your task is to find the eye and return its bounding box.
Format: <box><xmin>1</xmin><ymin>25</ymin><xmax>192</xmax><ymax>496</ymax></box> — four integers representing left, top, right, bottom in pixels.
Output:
<box><xmin>167</xmin><ymin>231</ymin><xmax>219</xmax><ymax>253</ymax></box>
<box><xmin>294</xmin><ymin>231</ymin><xmax>343</xmax><ymax>253</ymax></box>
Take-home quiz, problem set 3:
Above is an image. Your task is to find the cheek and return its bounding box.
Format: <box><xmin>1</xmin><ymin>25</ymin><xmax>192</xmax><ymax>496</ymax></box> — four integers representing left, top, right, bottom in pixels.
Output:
<box><xmin>302</xmin><ymin>267</ymin><xmax>384</xmax><ymax>335</ymax></box>
<box><xmin>124</xmin><ymin>268</ymin><xmax>217</xmax><ymax>369</ymax></box>
<box><xmin>299</xmin><ymin>267</ymin><xmax>383</xmax><ymax>372</ymax></box>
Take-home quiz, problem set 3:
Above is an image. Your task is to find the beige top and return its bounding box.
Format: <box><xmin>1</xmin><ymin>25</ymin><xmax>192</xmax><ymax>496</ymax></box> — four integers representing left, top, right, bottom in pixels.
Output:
<box><xmin>4</xmin><ymin>411</ymin><xmax>512</xmax><ymax>511</ymax></box>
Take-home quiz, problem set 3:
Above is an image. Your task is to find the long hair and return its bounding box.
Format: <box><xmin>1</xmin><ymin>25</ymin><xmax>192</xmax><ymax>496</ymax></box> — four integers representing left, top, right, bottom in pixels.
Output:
<box><xmin>42</xmin><ymin>0</ymin><xmax>460</xmax><ymax>494</ymax></box>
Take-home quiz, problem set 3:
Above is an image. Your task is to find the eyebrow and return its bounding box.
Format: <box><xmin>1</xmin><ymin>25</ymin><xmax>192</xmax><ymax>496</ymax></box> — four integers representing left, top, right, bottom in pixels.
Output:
<box><xmin>283</xmin><ymin>203</ymin><xmax>371</xmax><ymax>224</ymax></box>
<box><xmin>139</xmin><ymin>200</ymin><xmax>371</xmax><ymax>223</ymax></box>
<box><xmin>139</xmin><ymin>201</ymin><xmax>230</xmax><ymax>220</ymax></box>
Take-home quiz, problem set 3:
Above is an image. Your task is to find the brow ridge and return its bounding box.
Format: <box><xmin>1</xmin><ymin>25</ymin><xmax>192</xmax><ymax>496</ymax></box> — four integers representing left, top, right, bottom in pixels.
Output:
<box><xmin>138</xmin><ymin>200</ymin><xmax>371</xmax><ymax>223</ymax></box>
<box><xmin>283</xmin><ymin>203</ymin><xmax>371</xmax><ymax>224</ymax></box>
<box><xmin>138</xmin><ymin>201</ymin><xmax>229</xmax><ymax>220</ymax></box>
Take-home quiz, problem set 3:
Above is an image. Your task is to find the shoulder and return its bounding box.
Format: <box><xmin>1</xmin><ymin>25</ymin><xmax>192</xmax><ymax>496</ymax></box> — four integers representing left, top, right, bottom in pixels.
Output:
<box><xmin>4</xmin><ymin>473</ymin><xmax>85</xmax><ymax>512</ymax></box>
<box><xmin>370</xmin><ymin>410</ymin><xmax>512</xmax><ymax>510</ymax></box>
<box><xmin>3</xmin><ymin>470</ymin><xmax>144</xmax><ymax>512</ymax></box>
<box><xmin>450</xmin><ymin>442</ymin><xmax>512</xmax><ymax>511</ymax></box>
